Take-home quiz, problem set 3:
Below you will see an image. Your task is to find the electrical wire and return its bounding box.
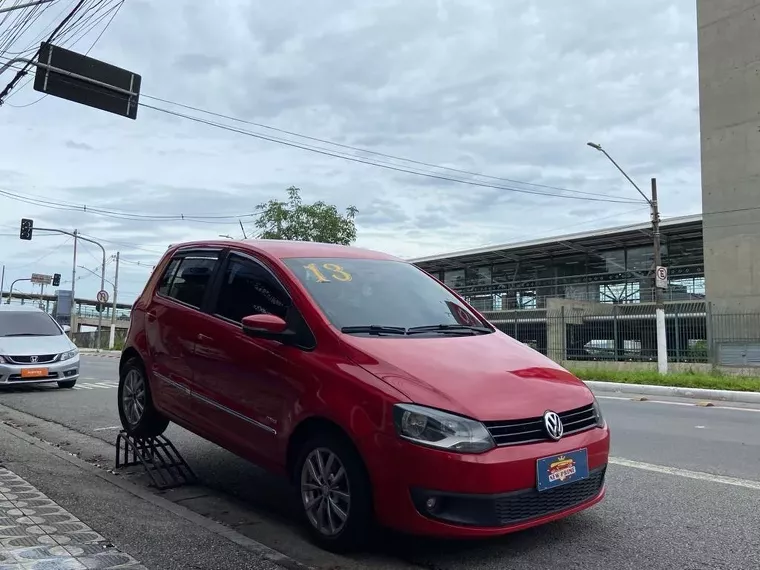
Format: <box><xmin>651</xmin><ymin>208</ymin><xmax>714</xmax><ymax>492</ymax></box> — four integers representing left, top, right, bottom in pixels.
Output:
<box><xmin>0</xmin><ymin>0</ymin><xmax>87</xmax><ymax>102</ymax></box>
<box><xmin>6</xmin><ymin>235</ymin><xmax>72</xmax><ymax>269</ymax></box>
<box><xmin>2</xmin><ymin>0</ymin><xmax>122</xmax><ymax>106</ymax></box>
<box><xmin>141</xmin><ymin>94</ymin><xmax>632</xmax><ymax>203</ymax></box>
<box><xmin>0</xmin><ymin>52</ymin><xmax>644</xmax><ymax>207</ymax></box>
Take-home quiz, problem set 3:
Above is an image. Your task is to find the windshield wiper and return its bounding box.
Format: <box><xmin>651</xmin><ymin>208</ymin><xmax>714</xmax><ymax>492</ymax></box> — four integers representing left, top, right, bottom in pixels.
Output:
<box><xmin>406</xmin><ymin>324</ymin><xmax>492</xmax><ymax>335</ymax></box>
<box><xmin>340</xmin><ymin>325</ymin><xmax>408</xmax><ymax>336</ymax></box>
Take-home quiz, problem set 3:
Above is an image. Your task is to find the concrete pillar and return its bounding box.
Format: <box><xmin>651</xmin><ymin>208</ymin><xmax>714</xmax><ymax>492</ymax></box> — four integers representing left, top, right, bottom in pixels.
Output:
<box><xmin>698</xmin><ymin>0</ymin><xmax>760</xmax><ymax>316</ymax></box>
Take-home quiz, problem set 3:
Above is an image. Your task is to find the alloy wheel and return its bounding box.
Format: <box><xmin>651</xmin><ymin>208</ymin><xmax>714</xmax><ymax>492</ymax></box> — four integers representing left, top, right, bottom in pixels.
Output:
<box><xmin>122</xmin><ymin>369</ymin><xmax>146</xmax><ymax>427</ymax></box>
<box><xmin>300</xmin><ymin>447</ymin><xmax>351</xmax><ymax>536</ymax></box>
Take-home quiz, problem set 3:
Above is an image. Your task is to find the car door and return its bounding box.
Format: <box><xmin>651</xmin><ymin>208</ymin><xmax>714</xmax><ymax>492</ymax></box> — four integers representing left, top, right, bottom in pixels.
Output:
<box><xmin>187</xmin><ymin>250</ymin><xmax>314</xmax><ymax>469</ymax></box>
<box><xmin>144</xmin><ymin>248</ymin><xmax>221</xmax><ymax>421</ymax></box>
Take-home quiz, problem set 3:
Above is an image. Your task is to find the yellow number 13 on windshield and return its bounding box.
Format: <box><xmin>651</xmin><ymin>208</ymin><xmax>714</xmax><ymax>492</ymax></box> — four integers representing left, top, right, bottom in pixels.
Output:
<box><xmin>304</xmin><ymin>262</ymin><xmax>352</xmax><ymax>282</ymax></box>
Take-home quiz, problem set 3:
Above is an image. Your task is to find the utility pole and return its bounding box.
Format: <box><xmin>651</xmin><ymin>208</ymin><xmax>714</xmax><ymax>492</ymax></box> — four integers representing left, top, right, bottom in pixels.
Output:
<box><xmin>587</xmin><ymin>143</ymin><xmax>668</xmax><ymax>374</ymax></box>
<box><xmin>650</xmin><ymin>178</ymin><xmax>667</xmax><ymax>375</ymax></box>
<box><xmin>71</xmin><ymin>230</ymin><xmax>78</xmax><ymax>339</ymax></box>
<box><xmin>0</xmin><ymin>264</ymin><xmax>5</xmax><ymax>305</ymax></box>
<box><xmin>110</xmin><ymin>252</ymin><xmax>120</xmax><ymax>349</ymax></box>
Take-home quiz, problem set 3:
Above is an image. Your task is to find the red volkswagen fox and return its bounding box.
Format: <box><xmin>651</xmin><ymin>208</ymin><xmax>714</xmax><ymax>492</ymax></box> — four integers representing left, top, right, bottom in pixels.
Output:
<box><xmin>118</xmin><ymin>239</ymin><xmax>609</xmax><ymax>552</ymax></box>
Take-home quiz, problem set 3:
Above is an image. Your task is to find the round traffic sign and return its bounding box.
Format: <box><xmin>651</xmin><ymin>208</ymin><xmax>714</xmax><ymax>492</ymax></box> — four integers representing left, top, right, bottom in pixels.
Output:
<box><xmin>656</xmin><ymin>266</ymin><xmax>667</xmax><ymax>280</ymax></box>
<box><xmin>97</xmin><ymin>289</ymin><xmax>109</xmax><ymax>303</ymax></box>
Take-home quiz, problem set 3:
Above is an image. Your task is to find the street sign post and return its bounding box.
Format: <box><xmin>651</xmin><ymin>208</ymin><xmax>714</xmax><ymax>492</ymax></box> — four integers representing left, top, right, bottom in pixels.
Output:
<box><xmin>655</xmin><ymin>266</ymin><xmax>668</xmax><ymax>289</ymax></box>
<box><xmin>96</xmin><ymin>289</ymin><xmax>109</xmax><ymax>304</ymax></box>
<box><xmin>31</xmin><ymin>273</ymin><xmax>53</xmax><ymax>285</ymax></box>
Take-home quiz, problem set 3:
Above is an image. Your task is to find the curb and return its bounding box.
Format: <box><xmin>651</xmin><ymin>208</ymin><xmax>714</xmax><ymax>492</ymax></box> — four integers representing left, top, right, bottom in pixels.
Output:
<box><xmin>586</xmin><ymin>380</ymin><xmax>760</xmax><ymax>404</ymax></box>
<box><xmin>78</xmin><ymin>350</ymin><xmax>120</xmax><ymax>358</ymax></box>
<box><xmin>0</xmin><ymin>420</ymin><xmax>312</xmax><ymax>570</ymax></box>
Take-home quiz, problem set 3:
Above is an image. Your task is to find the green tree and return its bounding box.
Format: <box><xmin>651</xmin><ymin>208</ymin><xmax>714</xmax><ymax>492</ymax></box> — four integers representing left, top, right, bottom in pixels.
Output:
<box><xmin>253</xmin><ymin>186</ymin><xmax>359</xmax><ymax>245</ymax></box>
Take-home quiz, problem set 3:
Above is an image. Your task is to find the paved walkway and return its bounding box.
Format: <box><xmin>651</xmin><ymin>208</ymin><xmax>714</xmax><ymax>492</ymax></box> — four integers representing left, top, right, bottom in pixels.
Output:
<box><xmin>0</xmin><ymin>468</ymin><xmax>145</xmax><ymax>569</ymax></box>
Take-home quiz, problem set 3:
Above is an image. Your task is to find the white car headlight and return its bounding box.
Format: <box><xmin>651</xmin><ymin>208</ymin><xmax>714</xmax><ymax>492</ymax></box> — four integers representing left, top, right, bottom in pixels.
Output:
<box><xmin>393</xmin><ymin>403</ymin><xmax>495</xmax><ymax>454</ymax></box>
<box><xmin>0</xmin><ymin>355</ymin><xmax>6</xmax><ymax>364</ymax></box>
<box><xmin>59</xmin><ymin>348</ymin><xmax>79</xmax><ymax>361</ymax></box>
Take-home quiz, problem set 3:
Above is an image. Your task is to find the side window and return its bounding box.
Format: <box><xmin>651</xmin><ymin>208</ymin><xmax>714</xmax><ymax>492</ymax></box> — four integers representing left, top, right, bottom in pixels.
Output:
<box><xmin>164</xmin><ymin>254</ymin><xmax>218</xmax><ymax>309</ymax></box>
<box><xmin>157</xmin><ymin>258</ymin><xmax>181</xmax><ymax>296</ymax></box>
<box><xmin>214</xmin><ymin>255</ymin><xmax>290</xmax><ymax>323</ymax></box>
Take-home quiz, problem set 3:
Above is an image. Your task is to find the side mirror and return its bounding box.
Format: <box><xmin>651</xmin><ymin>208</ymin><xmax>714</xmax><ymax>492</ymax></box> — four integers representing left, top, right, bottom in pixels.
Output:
<box><xmin>62</xmin><ymin>325</ymin><xmax>71</xmax><ymax>333</ymax></box>
<box><xmin>241</xmin><ymin>314</ymin><xmax>291</xmax><ymax>342</ymax></box>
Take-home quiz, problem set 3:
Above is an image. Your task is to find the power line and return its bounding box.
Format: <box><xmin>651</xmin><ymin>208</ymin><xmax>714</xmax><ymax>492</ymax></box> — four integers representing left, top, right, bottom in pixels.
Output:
<box><xmin>0</xmin><ymin>54</ymin><xmax>643</xmax><ymax>206</ymax></box>
<box><xmin>140</xmin><ymin>103</ymin><xmax>642</xmax><ymax>205</ymax></box>
<box><xmin>2</xmin><ymin>0</ymin><xmax>123</xmax><ymax>106</ymax></box>
<box><xmin>0</xmin><ymin>0</ymin><xmax>86</xmax><ymax>103</ymax></box>
<box><xmin>140</xmin><ymin>94</ymin><xmax>634</xmax><ymax>203</ymax></box>
<box><xmin>6</xmin><ymin>234</ymin><xmax>71</xmax><ymax>269</ymax></box>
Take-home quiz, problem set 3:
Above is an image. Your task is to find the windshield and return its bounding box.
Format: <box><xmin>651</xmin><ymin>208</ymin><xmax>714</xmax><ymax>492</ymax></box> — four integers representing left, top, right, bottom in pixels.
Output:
<box><xmin>0</xmin><ymin>311</ymin><xmax>63</xmax><ymax>337</ymax></box>
<box><xmin>282</xmin><ymin>257</ymin><xmax>492</xmax><ymax>334</ymax></box>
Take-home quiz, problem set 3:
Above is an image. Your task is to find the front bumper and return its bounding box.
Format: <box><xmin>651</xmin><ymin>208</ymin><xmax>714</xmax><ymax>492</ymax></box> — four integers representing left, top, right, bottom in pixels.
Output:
<box><xmin>362</xmin><ymin>424</ymin><xmax>610</xmax><ymax>538</ymax></box>
<box><xmin>0</xmin><ymin>356</ymin><xmax>80</xmax><ymax>386</ymax></box>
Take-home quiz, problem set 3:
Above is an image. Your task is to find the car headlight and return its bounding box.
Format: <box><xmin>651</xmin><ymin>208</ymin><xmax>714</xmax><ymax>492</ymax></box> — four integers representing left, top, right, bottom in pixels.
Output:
<box><xmin>0</xmin><ymin>355</ymin><xmax>6</xmax><ymax>364</ymax></box>
<box><xmin>592</xmin><ymin>395</ymin><xmax>605</xmax><ymax>428</ymax></box>
<box><xmin>59</xmin><ymin>348</ymin><xmax>79</xmax><ymax>361</ymax></box>
<box><xmin>393</xmin><ymin>403</ymin><xmax>495</xmax><ymax>454</ymax></box>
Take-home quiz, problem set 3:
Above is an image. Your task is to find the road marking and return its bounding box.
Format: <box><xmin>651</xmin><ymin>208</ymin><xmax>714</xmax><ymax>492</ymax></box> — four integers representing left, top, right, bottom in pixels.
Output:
<box><xmin>610</xmin><ymin>457</ymin><xmax>760</xmax><ymax>490</ymax></box>
<box><xmin>93</xmin><ymin>426</ymin><xmax>121</xmax><ymax>431</ymax></box>
<box><xmin>597</xmin><ymin>395</ymin><xmax>760</xmax><ymax>413</ymax></box>
<box><xmin>73</xmin><ymin>382</ymin><xmax>117</xmax><ymax>391</ymax></box>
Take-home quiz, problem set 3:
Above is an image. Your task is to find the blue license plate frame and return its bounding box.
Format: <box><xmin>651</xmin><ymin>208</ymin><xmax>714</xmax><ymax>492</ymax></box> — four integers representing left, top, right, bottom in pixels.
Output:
<box><xmin>536</xmin><ymin>448</ymin><xmax>589</xmax><ymax>492</ymax></box>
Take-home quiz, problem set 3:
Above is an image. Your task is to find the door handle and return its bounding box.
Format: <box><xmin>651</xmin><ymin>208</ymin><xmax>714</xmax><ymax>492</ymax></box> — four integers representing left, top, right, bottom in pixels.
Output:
<box><xmin>197</xmin><ymin>333</ymin><xmax>213</xmax><ymax>342</ymax></box>
<box><xmin>146</xmin><ymin>311</ymin><xmax>156</xmax><ymax>322</ymax></box>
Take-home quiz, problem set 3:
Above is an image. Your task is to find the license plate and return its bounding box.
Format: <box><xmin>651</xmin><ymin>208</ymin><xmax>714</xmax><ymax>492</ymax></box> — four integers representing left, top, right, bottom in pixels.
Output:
<box><xmin>536</xmin><ymin>448</ymin><xmax>589</xmax><ymax>492</ymax></box>
<box><xmin>20</xmin><ymin>368</ymin><xmax>48</xmax><ymax>378</ymax></box>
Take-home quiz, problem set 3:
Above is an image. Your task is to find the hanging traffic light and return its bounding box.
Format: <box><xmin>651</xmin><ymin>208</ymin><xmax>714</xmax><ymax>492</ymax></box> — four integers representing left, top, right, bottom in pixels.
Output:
<box><xmin>52</xmin><ymin>273</ymin><xmax>61</xmax><ymax>286</ymax></box>
<box><xmin>19</xmin><ymin>218</ymin><xmax>33</xmax><ymax>240</ymax></box>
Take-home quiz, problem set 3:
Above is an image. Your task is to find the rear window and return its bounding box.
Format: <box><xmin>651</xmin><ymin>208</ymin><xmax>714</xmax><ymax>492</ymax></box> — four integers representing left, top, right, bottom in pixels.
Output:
<box><xmin>0</xmin><ymin>311</ymin><xmax>62</xmax><ymax>337</ymax></box>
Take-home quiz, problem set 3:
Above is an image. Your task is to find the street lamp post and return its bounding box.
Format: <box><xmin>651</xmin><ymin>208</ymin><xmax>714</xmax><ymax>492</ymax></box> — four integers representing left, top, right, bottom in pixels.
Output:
<box><xmin>35</xmin><ymin>228</ymin><xmax>107</xmax><ymax>351</ymax></box>
<box><xmin>587</xmin><ymin>142</ymin><xmax>667</xmax><ymax>374</ymax></box>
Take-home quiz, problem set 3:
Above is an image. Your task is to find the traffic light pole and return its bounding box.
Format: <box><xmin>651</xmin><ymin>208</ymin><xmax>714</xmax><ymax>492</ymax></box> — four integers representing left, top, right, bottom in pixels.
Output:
<box><xmin>34</xmin><ymin>228</ymin><xmax>106</xmax><ymax>351</ymax></box>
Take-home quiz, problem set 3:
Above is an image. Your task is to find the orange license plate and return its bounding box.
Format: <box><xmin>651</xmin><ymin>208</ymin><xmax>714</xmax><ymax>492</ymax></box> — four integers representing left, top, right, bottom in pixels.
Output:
<box><xmin>21</xmin><ymin>368</ymin><xmax>48</xmax><ymax>378</ymax></box>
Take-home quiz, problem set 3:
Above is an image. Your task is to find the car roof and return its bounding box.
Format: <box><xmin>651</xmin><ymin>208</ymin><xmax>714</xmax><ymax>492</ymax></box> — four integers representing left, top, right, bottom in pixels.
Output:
<box><xmin>170</xmin><ymin>239</ymin><xmax>404</xmax><ymax>262</ymax></box>
<box><xmin>0</xmin><ymin>304</ymin><xmax>45</xmax><ymax>313</ymax></box>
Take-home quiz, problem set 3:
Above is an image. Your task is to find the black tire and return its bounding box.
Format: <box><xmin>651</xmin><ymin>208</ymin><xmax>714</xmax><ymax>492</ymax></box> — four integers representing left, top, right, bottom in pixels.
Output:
<box><xmin>57</xmin><ymin>380</ymin><xmax>77</xmax><ymax>389</ymax></box>
<box><xmin>292</xmin><ymin>430</ymin><xmax>373</xmax><ymax>553</ymax></box>
<box><xmin>117</xmin><ymin>356</ymin><xmax>169</xmax><ymax>438</ymax></box>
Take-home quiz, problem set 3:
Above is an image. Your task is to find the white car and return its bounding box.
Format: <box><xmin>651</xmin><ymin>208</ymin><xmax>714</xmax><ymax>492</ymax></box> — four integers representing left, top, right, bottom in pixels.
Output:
<box><xmin>0</xmin><ymin>305</ymin><xmax>80</xmax><ymax>388</ymax></box>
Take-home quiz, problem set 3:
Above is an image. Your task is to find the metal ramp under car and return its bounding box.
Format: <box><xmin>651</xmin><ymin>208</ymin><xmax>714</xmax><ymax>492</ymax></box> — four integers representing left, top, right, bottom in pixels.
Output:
<box><xmin>114</xmin><ymin>431</ymin><xmax>197</xmax><ymax>490</ymax></box>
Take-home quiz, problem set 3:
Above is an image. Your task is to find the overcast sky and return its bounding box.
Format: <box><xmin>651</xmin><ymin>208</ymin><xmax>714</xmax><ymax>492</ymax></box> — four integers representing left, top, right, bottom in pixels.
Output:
<box><xmin>0</xmin><ymin>0</ymin><xmax>700</xmax><ymax>305</ymax></box>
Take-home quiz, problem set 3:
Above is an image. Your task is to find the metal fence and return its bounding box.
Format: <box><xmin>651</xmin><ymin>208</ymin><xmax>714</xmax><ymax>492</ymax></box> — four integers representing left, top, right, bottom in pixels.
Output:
<box><xmin>481</xmin><ymin>301</ymin><xmax>760</xmax><ymax>367</ymax></box>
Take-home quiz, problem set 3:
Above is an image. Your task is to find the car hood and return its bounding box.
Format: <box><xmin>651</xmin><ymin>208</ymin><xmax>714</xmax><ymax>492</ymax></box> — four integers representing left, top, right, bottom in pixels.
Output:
<box><xmin>0</xmin><ymin>335</ymin><xmax>74</xmax><ymax>356</ymax></box>
<box><xmin>340</xmin><ymin>331</ymin><xmax>593</xmax><ymax>421</ymax></box>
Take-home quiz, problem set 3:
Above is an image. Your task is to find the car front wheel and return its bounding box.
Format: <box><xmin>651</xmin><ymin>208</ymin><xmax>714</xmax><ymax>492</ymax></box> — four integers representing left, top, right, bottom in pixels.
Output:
<box><xmin>293</xmin><ymin>431</ymin><xmax>373</xmax><ymax>553</ymax></box>
<box><xmin>117</xmin><ymin>357</ymin><xmax>169</xmax><ymax>438</ymax></box>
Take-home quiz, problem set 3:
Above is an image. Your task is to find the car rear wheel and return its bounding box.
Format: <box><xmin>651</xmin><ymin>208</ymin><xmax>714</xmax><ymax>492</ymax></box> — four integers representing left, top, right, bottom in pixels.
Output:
<box><xmin>57</xmin><ymin>380</ymin><xmax>77</xmax><ymax>389</ymax></box>
<box><xmin>293</xmin><ymin>431</ymin><xmax>373</xmax><ymax>553</ymax></box>
<box><xmin>117</xmin><ymin>357</ymin><xmax>169</xmax><ymax>438</ymax></box>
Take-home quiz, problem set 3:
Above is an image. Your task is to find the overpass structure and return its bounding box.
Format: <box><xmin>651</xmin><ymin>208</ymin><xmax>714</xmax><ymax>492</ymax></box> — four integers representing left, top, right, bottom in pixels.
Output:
<box><xmin>0</xmin><ymin>291</ymin><xmax>132</xmax><ymax>331</ymax></box>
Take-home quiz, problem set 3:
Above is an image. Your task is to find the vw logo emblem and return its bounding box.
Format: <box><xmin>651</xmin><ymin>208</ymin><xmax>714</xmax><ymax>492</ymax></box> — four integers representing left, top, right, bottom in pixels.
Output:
<box><xmin>30</xmin><ymin>355</ymin><xmax>38</xmax><ymax>363</ymax></box>
<box><xmin>543</xmin><ymin>410</ymin><xmax>564</xmax><ymax>441</ymax></box>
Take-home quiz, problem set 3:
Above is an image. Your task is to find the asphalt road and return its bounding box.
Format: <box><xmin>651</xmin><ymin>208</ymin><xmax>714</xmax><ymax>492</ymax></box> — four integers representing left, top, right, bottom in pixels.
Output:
<box><xmin>1</xmin><ymin>354</ymin><xmax>759</xmax><ymax>570</ymax></box>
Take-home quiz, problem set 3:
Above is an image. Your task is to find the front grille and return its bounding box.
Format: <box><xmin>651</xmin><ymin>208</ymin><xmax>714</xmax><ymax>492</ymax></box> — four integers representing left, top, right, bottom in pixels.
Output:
<box><xmin>484</xmin><ymin>404</ymin><xmax>599</xmax><ymax>446</ymax></box>
<box><xmin>6</xmin><ymin>354</ymin><xmax>58</xmax><ymax>364</ymax></box>
<box><xmin>494</xmin><ymin>467</ymin><xmax>606</xmax><ymax>526</ymax></box>
<box><xmin>410</xmin><ymin>466</ymin><xmax>606</xmax><ymax>528</ymax></box>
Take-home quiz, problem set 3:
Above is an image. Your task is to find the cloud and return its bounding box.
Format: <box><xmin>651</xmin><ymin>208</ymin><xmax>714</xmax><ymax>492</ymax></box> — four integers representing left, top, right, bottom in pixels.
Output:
<box><xmin>0</xmin><ymin>0</ymin><xmax>701</xmax><ymax>305</ymax></box>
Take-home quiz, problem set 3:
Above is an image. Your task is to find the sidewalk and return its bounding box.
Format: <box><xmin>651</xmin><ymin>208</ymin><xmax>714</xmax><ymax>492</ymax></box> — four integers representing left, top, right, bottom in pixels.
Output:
<box><xmin>0</xmin><ymin>421</ymin><xmax>297</xmax><ymax>570</ymax></box>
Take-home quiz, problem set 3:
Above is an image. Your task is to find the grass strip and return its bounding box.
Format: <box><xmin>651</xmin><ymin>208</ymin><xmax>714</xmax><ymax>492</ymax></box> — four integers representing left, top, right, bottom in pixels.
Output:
<box><xmin>568</xmin><ymin>367</ymin><xmax>760</xmax><ymax>392</ymax></box>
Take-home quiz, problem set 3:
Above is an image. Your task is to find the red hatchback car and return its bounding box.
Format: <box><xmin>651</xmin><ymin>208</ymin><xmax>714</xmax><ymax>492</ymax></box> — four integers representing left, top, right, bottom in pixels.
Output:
<box><xmin>118</xmin><ymin>239</ymin><xmax>610</xmax><ymax>552</ymax></box>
